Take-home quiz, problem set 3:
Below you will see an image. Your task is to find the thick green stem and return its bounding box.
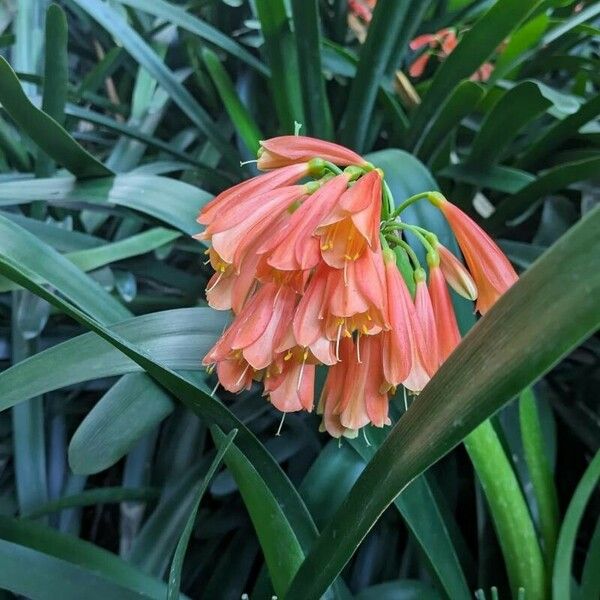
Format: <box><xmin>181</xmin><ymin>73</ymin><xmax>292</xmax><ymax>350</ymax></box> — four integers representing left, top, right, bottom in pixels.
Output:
<box><xmin>519</xmin><ymin>387</ymin><xmax>560</xmax><ymax>573</ymax></box>
<box><xmin>465</xmin><ymin>420</ymin><xmax>546</xmax><ymax>600</ymax></box>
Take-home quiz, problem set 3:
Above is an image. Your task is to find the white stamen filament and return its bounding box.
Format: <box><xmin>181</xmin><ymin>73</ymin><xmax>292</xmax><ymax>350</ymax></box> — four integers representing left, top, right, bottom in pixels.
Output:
<box><xmin>276</xmin><ymin>412</ymin><xmax>286</xmax><ymax>436</ymax></box>
<box><xmin>403</xmin><ymin>386</ymin><xmax>408</xmax><ymax>412</ymax></box>
<box><xmin>206</xmin><ymin>271</ymin><xmax>223</xmax><ymax>292</ymax></box>
<box><xmin>297</xmin><ymin>353</ymin><xmax>308</xmax><ymax>391</ymax></box>
<box><xmin>335</xmin><ymin>323</ymin><xmax>343</xmax><ymax>360</ymax></box>
<box><xmin>356</xmin><ymin>333</ymin><xmax>362</xmax><ymax>363</ymax></box>
<box><xmin>211</xmin><ymin>380</ymin><xmax>220</xmax><ymax>397</ymax></box>
<box><xmin>235</xmin><ymin>363</ymin><xmax>250</xmax><ymax>386</ymax></box>
<box><xmin>362</xmin><ymin>427</ymin><xmax>371</xmax><ymax>447</ymax></box>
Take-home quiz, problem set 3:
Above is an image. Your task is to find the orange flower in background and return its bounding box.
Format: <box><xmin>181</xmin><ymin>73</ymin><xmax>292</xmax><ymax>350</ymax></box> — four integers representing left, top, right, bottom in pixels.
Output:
<box><xmin>198</xmin><ymin>135</ymin><xmax>518</xmax><ymax>436</ymax></box>
<box><xmin>408</xmin><ymin>28</ymin><xmax>494</xmax><ymax>81</ymax></box>
<box><xmin>408</xmin><ymin>28</ymin><xmax>458</xmax><ymax>77</ymax></box>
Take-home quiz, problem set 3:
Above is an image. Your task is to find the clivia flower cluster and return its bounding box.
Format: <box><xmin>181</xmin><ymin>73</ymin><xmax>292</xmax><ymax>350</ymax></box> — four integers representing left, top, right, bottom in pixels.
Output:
<box><xmin>197</xmin><ymin>136</ymin><xmax>517</xmax><ymax>438</ymax></box>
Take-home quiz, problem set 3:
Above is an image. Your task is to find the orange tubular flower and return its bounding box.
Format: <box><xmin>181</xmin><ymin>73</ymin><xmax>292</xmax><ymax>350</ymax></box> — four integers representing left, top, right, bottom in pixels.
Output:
<box><xmin>257</xmin><ymin>136</ymin><xmax>367</xmax><ymax>170</ymax></box>
<box><xmin>204</xmin><ymin>282</ymin><xmax>296</xmax><ymax>376</ymax></box>
<box><xmin>318</xmin><ymin>336</ymin><xmax>390</xmax><ymax>438</ymax></box>
<box><xmin>433</xmin><ymin>198</ymin><xmax>518</xmax><ymax>314</ymax></box>
<box><xmin>428</xmin><ymin>262</ymin><xmax>461</xmax><ymax>363</ymax></box>
<box><xmin>381</xmin><ymin>250</ymin><xmax>434</xmax><ymax>393</ymax></box>
<box><xmin>318</xmin><ymin>170</ymin><xmax>382</xmax><ymax>269</ymax></box>
<box><xmin>414</xmin><ymin>270</ymin><xmax>439</xmax><ymax>374</ymax></box>
<box><xmin>198</xmin><ymin>162</ymin><xmax>310</xmax><ymax>226</ymax></box>
<box><xmin>197</xmin><ymin>185</ymin><xmax>307</xmax><ymax>272</ymax></box>
<box><xmin>258</xmin><ymin>175</ymin><xmax>350</xmax><ymax>274</ymax></box>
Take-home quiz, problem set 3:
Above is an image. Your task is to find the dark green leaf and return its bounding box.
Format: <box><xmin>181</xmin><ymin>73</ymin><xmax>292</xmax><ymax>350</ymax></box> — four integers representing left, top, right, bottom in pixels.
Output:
<box><xmin>553</xmin><ymin>450</ymin><xmax>600</xmax><ymax>599</ymax></box>
<box><xmin>489</xmin><ymin>156</ymin><xmax>600</xmax><ymax>228</ymax></box>
<box><xmin>339</xmin><ymin>0</ymin><xmax>410</xmax><ymax>151</ymax></box>
<box><xmin>0</xmin><ymin>174</ymin><xmax>212</xmax><ymax>236</ymax></box>
<box><xmin>69</xmin><ymin>374</ymin><xmax>175</xmax><ymax>475</ymax></box>
<box><xmin>255</xmin><ymin>0</ymin><xmax>304</xmax><ymax>130</ymax></box>
<box><xmin>167</xmin><ymin>429</ymin><xmax>237</xmax><ymax>600</ymax></box>
<box><xmin>213</xmin><ymin>426</ymin><xmax>305</xmax><ymax>597</ymax></box>
<box><xmin>439</xmin><ymin>163</ymin><xmax>535</xmax><ymax>194</ymax></box>
<box><xmin>518</xmin><ymin>94</ymin><xmax>600</xmax><ymax>170</ymax></box>
<box><xmin>413</xmin><ymin>81</ymin><xmax>484</xmax><ymax>161</ymax></box>
<box><xmin>0</xmin><ymin>57</ymin><xmax>111</xmax><ymax>178</ymax></box>
<box><xmin>24</xmin><ymin>486</ymin><xmax>160</xmax><ymax>519</ymax></box>
<box><xmin>36</xmin><ymin>3</ymin><xmax>69</xmax><ymax>177</ymax></box>
<box><xmin>0</xmin><ymin>516</ymin><xmax>173</xmax><ymax>599</ymax></box>
<box><xmin>466</xmin><ymin>81</ymin><xmax>552</xmax><ymax>170</ymax></box>
<box><xmin>202</xmin><ymin>48</ymin><xmax>263</xmax><ymax>154</ymax></box>
<box><xmin>290</xmin><ymin>0</ymin><xmax>333</xmax><ymax>139</ymax></box>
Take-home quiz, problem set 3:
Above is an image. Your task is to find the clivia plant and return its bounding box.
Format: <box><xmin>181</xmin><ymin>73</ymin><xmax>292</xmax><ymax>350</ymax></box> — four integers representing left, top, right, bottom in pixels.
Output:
<box><xmin>0</xmin><ymin>1</ymin><xmax>598</xmax><ymax>600</ymax></box>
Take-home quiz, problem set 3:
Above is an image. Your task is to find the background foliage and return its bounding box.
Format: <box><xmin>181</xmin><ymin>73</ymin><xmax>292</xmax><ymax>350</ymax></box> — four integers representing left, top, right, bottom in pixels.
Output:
<box><xmin>0</xmin><ymin>0</ymin><xmax>598</xmax><ymax>598</ymax></box>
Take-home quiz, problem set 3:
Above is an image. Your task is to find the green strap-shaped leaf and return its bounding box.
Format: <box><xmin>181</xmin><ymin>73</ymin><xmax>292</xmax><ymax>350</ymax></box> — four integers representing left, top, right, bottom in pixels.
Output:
<box><xmin>518</xmin><ymin>94</ymin><xmax>600</xmax><ymax>170</ymax></box>
<box><xmin>69</xmin><ymin>373</ymin><xmax>176</xmax><ymax>475</ymax></box>
<box><xmin>489</xmin><ymin>156</ymin><xmax>600</xmax><ymax>229</ymax></box>
<box><xmin>0</xmin><ymin>213</ymin><xmax>128</xmax><ymax>323</ymax></box>
<box><xmin>66</xmin><ymin>105</ymin><xmax>214</xmax><ymax>169</ymax></box>
<box><xmin>36</xmin><ymin>3</ymin><xmax>69</xmax><ymax>177</ymax></box>
<box><xmin>0</xmin><ymin>308</ymin><xmax>227</xmax><ymax>409</ymax></box>
<box><xmin>167</xmin><ymin>429</ymin><xmax>237</xmax><ymax>600</ymax></box>
<box><xmin>465</xmin><ymin>81</ymin><xmax>552</xmax><ymax>170</ymax></box>
<box><xmin>519</xmin><ymin>388</ymin><xmax>560</xmax><ymax>570</ymax></box>
<box><xmin>0</xmin><ymin>227</ymin><xmax>180</xmax><ymax>292</ymax></box>
<box><xmin>348</xmin><ymin>434</ymin><xmax>471</xmax><ymax>600</ymax></box>
<box><xmin>284</xmin><ymin>206</ymin><xmax>600</xmax><ymax>599</ymax></box>
<box><xmin>339</xmin><ymin>0</ymin><xmax>411</xmax><ymax>152</ymax></box>
<box><xmin>115</xmin><ymin>0</ymin><xmax>268</xmax><ymax>76</ymax></box>
<box><xmin>255</xmin><ymin>0</ymin><xmax>304</xmax><ymax>130</ymax></box>
<box><xmin>413</xmin><ymin>80</ymin><xmax>485</xmax><ymax>162</ymax></box>
<box><xmin>202</xmin><ymin>48</ymin><xmax>263</xmax><ymax>155</ymax></box>
<box><xmin>212</xmin><ymin>427</ymin><xmax>305</xmax><ymax>598</ymax></box>
<box><xmin>70</xmin><ymin>0</ymin><xmax>239</xmax><ymax>167</ymax></box>
<box><xmin>0</xmin><ymin>57</ymin><xmax>111</xmax><ymax>178</ymax></box>
<box><xmin>290</xmin><ymin>0</ymin><xmax>333</xmax><ymax>139</ymax></box>
<box><xmin>23</xmin><ymin>487</ymin><xmax>160</xmax><ymax>519</ymax></box>
<box><xmin>408</xmin><ymin>0</ymin><xmax>539</xmax><ymax>146</ymax></box>
<box><xmin>553</xmin><ymin>450</ymin><xmax>600</xmax><ymax>599</ymax></box>
<box><xmin>438</xmin><ymin>164</ymin><xmax>535</xmax><ymax>194</ymax></box>
<box><xmin>0</xmin><ymin>174</ymin><xmax>212</xmax><ymax>236</ymax></box>
<box><xmin>0</xmin><ymin>516</ymin><xmax>176</xmax><ymax>599</ymax></box>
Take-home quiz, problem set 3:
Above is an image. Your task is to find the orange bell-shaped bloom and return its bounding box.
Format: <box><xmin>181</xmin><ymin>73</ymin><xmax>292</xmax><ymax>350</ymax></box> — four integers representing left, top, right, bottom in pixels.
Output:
<box><xmin>263</xmin><ymin>359</ymin><xmax>315</xmax><ymax>413</ymax></box>
<box><xmin>414</xmin><ymin>271</ymin><xmax>439</xmax><ymax>373</ymax></box>
<box><xmin>428</xmin><ymin>263</ymin><xmax>461</xmax><ymax>363</ymax></box>
<box><xmin>381</xmin><ymin>251</ymin><xmax>434</xmax><ymax>393</ymax></box>
<box><xmin>318</xmin><ymin>336</ymin><xmax>390</xmax><ymax>437</ymax></box>
<box><xmin>204</xmin><ymin>283</ymin><xmax>297</xmax><ymax>373</ymax></box>
<box><xmin>380</xmin><ymin>251</ymin><xmax>412</xmax><ymax>389</ymax></box>
<box><xmin>434</xmin><ymin>198</ymin><xmax>518</xmax><ymax>314</ymax></box>
<box><xmin>318</xmin><ymin>170</ymin><xmax>382</xmax><ymax>269</ymax></box>
<box><xmin>257</xmin><ymin>136</ymin><xmax>366</xmax><ymax>170</ymax></box>
<box><xmin>197</xmin><ymin>185</ymin><xmax>307</xmax><ymax>271</ymax></box>
<box><xmin>198</xmin><ymin>162</ymin><xmax>309</xmax><ymax>226</ymax></box>
<box><xmin>258</xmin><ymin>175</ymin><xmax>350</xmax><ymax>273</ymax></box>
